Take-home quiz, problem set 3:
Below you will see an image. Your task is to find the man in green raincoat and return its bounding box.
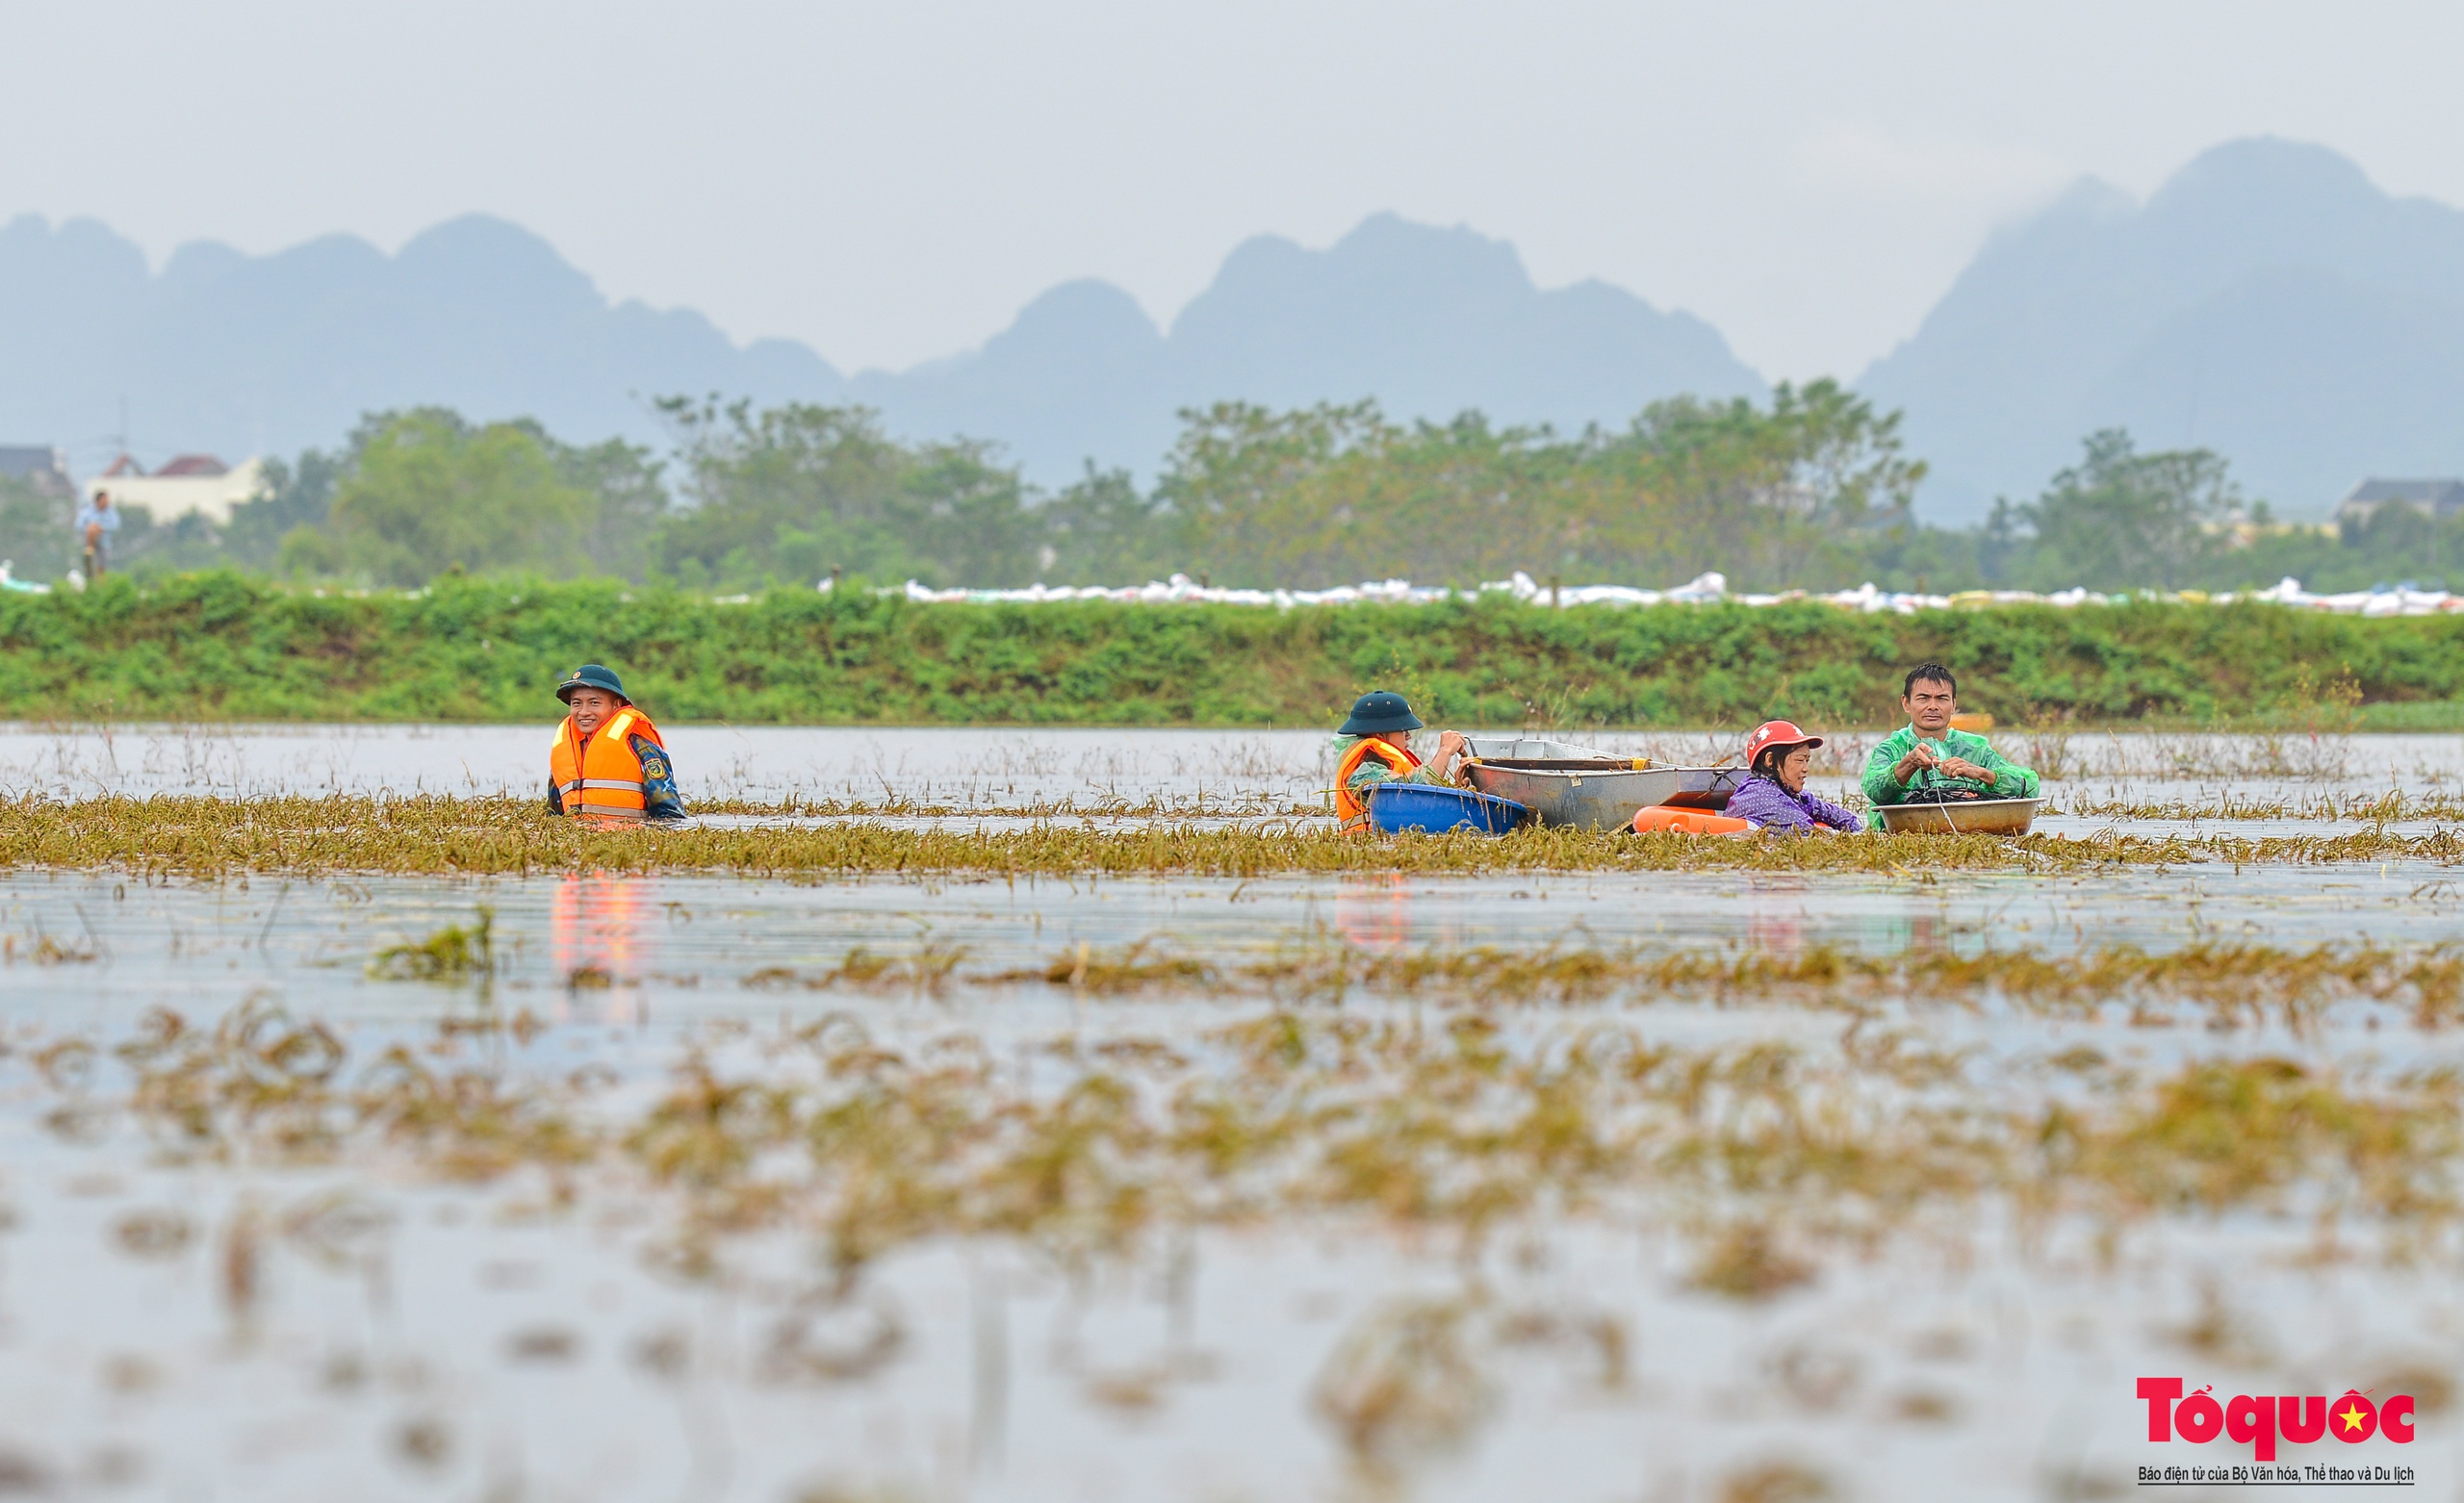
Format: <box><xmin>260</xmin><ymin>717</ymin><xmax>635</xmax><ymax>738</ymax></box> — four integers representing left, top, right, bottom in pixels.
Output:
<box><xmin>1861</xmin><ymin>662</ymin><xmax>2040</xmax><ymax>806</ymax></box>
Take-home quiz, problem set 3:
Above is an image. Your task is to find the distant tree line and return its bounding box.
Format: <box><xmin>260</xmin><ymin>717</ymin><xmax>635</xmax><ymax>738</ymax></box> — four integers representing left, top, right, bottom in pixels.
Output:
<box><xmin>0</xmin><ymin>387</ymin><xmax>2449</xmax><ymax>596</ymax></box>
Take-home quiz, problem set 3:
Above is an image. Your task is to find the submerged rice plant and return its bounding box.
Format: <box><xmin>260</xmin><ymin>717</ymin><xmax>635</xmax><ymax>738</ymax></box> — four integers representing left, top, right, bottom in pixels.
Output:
<box><xmin>967</xmin><ymin>936</ymin><xmax>2464</xmax><ymax>1029</ymax></box>
<box><xmin>368</xmin><ymin>908</ymin><xmax>495</xmax><ymax>982</ymax></box>
<box><xmin>25</xmin><ymin>988</ymin><xmax>2464</xmax><ymax>1304</ymax></box>
<box><xmin>5</xmin><ymin>793</ymin><xmax>2450</xmax><ymax>878</ymax></box>
<box><xmin>2060</xmin><ymin>788</ymin><xmax>2464</xmax><ymax>823</ymax></box>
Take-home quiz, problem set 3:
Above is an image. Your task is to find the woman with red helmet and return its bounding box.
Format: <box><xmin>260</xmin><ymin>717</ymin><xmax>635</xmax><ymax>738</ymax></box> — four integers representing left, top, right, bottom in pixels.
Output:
<box><xmin>1726</xmin><ymin>720</ymin><xmax>1864</xmax><ymax>835</ymax></box>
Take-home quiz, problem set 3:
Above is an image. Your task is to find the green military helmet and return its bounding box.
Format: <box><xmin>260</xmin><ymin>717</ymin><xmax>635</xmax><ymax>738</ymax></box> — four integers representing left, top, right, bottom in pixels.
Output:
<box><xmin>555</xmin><ymin>664</ymin><xmax>629</xmax><ymax>703</ymax></box>
<box><xmin>1339</xmin><ymin>690</ymin><xmax>1424</xmax><ymax>735</ymax></box>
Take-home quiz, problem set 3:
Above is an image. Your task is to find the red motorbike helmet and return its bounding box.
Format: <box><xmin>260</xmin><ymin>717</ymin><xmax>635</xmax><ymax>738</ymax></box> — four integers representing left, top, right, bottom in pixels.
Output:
<box><xmin>1742</xmin><ymin>719</ymin><xmax>1823</xmax><ymax>767</ymax></box>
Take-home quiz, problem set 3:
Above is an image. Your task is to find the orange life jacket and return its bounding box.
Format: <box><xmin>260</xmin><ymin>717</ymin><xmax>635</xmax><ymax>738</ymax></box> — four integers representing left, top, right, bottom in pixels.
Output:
<box><xmin>1334</xmin><ymin>737</ymin><xmax>1420</xmax><ymax>830</ymax></box>
<box><xmin>550</xmin><ymin>707</ymin><xmax>667</xmax><ymax>822</ymax></box>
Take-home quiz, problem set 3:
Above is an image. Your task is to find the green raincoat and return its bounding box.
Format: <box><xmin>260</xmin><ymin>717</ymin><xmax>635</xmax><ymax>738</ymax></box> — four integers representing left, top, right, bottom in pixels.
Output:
<box><xmin>1861</xmin><ymin>726</ymin><xmax>2040</xmax><ymax>806</ymax></box>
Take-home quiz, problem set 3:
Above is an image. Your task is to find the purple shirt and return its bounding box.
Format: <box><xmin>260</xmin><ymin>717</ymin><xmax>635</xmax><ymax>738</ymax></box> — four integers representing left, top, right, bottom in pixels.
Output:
<box><xmin>1727</xmin><ymin>774</ymin><xmax>1864</xmax><ymax>834</ymax></box>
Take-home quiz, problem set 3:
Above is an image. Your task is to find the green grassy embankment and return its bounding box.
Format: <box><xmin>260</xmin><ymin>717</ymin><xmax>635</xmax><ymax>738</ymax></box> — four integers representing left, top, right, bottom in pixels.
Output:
<box><xmin>4</xmin><ymin>570</ymin><xmax>2462</xmax><ymax>727</ymax></box>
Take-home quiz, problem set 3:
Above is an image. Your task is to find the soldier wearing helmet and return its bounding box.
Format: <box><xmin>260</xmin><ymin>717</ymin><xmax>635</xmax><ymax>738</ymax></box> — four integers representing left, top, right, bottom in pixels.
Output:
<box><xmin>1330</xmin><ymin>691</ymin><xmax>1469</xmax><ymax>832</ymax></box>
<box><xmin>548</xmin><ymin>664</ymin><xmax>688</xmax><ymax>823</ymax></box>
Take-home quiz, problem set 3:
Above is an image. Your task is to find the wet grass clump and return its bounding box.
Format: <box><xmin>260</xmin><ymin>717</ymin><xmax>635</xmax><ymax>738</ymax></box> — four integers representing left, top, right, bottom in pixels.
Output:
<box><xmin>740</xmin><ymin>943</ymin><xmax>969</xmax><ymax>998</ymax></box>
<box><xmin>988</xmin><ymin>941</ymin><xmax>1220</xmax><ymax>994</ymax></box>
<box><xmin>1310</xmin><ymin>1296</ymin><xmax>1491</xmax><ymax>1462</ymax></box>
<box><xmin>2062</xmin><ymin>789</ymin><xmax>2464</xmax><ymax>824</ymax></box>
<box><xmin>2078</xmin><ymin>1057</ymin><xmax>2461</xmax><ymax>1223</ymax></box>
<box><xmin>369</xmin><ymin>908</ymin><xmax>495</xmax><ymax>982</ymax></box>
<box><xmin>106</xmin><ymin>997</ymin><xmax>591</xmax><ymax>1179</ymax></box>
<box><xmin>1688</xmin><ymin>1224</ymin><xmax>1817</xmax><ymax>1300</ymax></box>
<box><xmin>1007</xmin><ymin>937</ymin><xmax>2464</xmax><ymax>1028</ymax></box>
<box><xmin>39</xmin><ymin>1001</ymin><xmax>2463</xmax><ymax>1281</ymax></box>
<box><xmin>14</xmin><ymin>972</ymin><xmax>2464</xmax><ymax>1451</ymax></box>
<box><xmin>10</xmin><ymin>793</ymin><xmax>2458</xmax><ymax>877</ymax></box>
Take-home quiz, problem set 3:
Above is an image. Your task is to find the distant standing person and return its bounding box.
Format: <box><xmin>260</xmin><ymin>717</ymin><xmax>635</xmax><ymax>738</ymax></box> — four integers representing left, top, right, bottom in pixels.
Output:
<box><xmin>74</xmin><ymin>490</ymin><xmax>119</xmax><ymax>578</ymax></box>
<box><xmin>1861</xmin><ymin>662</ymin><xmax>2040</xmax><ymax>806</ymax></box>
<box><xmin>548</xmin><ymin>664</ymin><xmax>688</xmax><ymax>823</ymax></box>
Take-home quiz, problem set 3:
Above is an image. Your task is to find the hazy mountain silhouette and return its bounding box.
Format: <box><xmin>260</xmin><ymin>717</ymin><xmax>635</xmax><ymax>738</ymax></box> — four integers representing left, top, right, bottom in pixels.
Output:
<box><xmin>1861</xmin><ymin>138</ymin><xmax>2464</xmax><ymax>522</ymax></box>
<box><xmin>23</xmin><ymin>150</ymin><xmax>2461</xmax><ymax>520</ymax></box>
<box><xmin>0</xmin><ymin>209</ymin><xmax>1763</xmax><ymax>488</ymax></box>
<box><xmin>853</xmin><ymin>213</ymin><xmax>1765</xmax><ymax>483</ymax></box>
<box><xmin>0</xmin><ymin>213</ymin><xmax>842</xmax><ymax>468</ymax></box>
<box><xmin>848</xmin><ymin>278</ymin><xmax>1169</xmax><ymax>483</ymax></box>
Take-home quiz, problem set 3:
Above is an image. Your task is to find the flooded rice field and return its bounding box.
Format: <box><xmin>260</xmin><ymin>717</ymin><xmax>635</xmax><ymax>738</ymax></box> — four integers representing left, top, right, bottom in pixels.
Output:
<box><xmin>7</xmin><ymin>720</ymin><xmax>2462</xmax><ymax>812</ymax></box>
<box><xmin>4</xmin><ymin>725</ymin><xmax>2463</xmax><ymax>1500</ymax></box>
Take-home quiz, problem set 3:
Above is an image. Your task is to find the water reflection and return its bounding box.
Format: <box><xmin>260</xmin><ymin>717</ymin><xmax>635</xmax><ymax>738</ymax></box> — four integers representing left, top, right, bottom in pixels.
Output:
<box><xmin>549</xmin><ymin>873</ymin><xmax>660</xmax><ymax>982</ymax></box>
<box><xmin>1333</xmin><ymin>874</ymin><xmax>1413</xmax><ymax>953</ymax></box>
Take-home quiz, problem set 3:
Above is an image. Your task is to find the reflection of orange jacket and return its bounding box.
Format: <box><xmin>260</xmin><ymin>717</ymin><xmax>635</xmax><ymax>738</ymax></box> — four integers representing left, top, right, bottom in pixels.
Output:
<box><xmin>549</xmin><ymin>709</ymin><xmax>675</xmax><ymax>821</ymax></box>
<box><xmin>552</xmin><ymin>874</ymin><xmax>651</xmax><ymax>984</ymax></box>
<box><xmin>1334</xmin><ymin>737</ymin><xmax>1418</xmax><ymax>829</ymax></box>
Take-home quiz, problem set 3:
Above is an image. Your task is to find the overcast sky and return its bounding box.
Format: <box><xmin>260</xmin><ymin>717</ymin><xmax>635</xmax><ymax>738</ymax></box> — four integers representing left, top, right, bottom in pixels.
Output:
<box><xmin>11</xmin><ymin>1</ymin><xmax>2462</xmax><ymax>382</ymax></box>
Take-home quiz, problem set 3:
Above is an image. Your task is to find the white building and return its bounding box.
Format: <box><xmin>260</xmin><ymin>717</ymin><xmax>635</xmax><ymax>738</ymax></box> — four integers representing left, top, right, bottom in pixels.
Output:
<box><xmin>86</xmin><ymin>453</ymin><xmax>267</xmax><ymax>526</ymax></box>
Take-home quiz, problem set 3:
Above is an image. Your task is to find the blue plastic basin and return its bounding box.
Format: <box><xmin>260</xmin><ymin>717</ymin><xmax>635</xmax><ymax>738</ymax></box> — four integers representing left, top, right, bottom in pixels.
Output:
<box><xmin>1367</xmin><ymin>782</ymin><xmax>1531</xmax><ymax>835</ymax></box>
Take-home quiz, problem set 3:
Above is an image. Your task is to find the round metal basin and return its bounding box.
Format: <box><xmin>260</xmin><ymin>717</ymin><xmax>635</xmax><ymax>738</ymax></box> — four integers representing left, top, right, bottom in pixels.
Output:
<box><xmin>1873</xmin><ymin>797</ymin><xmax>2045</xmax><ymax>835</ymax></box>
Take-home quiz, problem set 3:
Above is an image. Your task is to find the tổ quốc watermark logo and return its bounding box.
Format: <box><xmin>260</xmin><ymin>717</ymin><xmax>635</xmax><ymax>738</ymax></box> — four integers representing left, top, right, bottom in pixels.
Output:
<box><xmin>2139</xmin><ymin>1379</ymin><xmax>2418</xmax><ymax>1486</ymax></box>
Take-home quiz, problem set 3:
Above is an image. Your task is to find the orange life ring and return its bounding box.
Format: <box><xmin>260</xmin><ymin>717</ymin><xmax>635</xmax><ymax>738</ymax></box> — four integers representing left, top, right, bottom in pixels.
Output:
<box><xmin>1631</xmin><ymin>805</ymin><xmax>1752</xmax><ymax>835</ymax></box>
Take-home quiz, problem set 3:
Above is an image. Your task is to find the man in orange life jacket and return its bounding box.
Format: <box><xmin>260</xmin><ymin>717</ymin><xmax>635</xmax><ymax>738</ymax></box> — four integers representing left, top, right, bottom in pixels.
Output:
<box><xmin>547</xmin><ymin>664</ymin><xmax>687</xmax><ymax>823</ymax></box>
<box><xmin>1332</xmin><ymin>691</ymin><xmax>1468</xmax><ymax>831</ymax></box>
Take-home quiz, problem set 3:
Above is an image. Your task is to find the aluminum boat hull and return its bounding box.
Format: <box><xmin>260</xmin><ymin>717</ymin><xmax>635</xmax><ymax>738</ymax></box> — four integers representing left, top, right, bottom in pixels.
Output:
<box><xmin>1462</xmin><ymin>760</ymin><xmax>1744</xmax><ymax>832</ymax></box>
<box><xmin>1462</xmin><ymin>735</ymin><xmax>1612</xmax><ymax>762</ymax></box>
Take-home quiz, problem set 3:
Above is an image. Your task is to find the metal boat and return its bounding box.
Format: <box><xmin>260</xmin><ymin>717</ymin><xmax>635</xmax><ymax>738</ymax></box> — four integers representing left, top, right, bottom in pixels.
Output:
<box><xmin>1462</xmin><ymin>735</ymin><xmax>1612</xmax><ymax>761</ymax></box>
<box><xmin>1873</xmin><ymin>797</ymin><xmax>2045</xmax><ymax>835</ymax></box>
<box><xmin>1649</xmin><ymin>766</ymin><xmax>1751</xmax><ymax>811</ymax></box>
<box><xmin>1462</xmin><ymin>759</ymin><xmax>1745</xmax><ymax>832</ymax></box>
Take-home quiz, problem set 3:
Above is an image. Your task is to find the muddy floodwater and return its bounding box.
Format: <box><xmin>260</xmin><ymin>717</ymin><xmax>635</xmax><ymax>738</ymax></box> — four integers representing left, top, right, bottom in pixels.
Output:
<box><xmin>4</xmin><ymin>724</ymin><xmax>2463</xmax><ymax>1501</ymax></box>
